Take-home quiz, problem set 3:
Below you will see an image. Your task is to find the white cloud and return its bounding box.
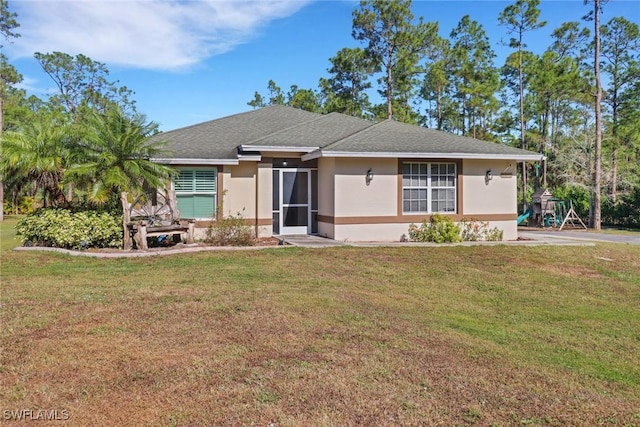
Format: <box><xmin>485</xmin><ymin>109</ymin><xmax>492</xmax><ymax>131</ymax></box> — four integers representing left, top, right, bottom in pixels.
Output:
<box><xmin>8</xmin><ymin>0</ymin><xmax>312</xmax><ymax>71</ymax></box>
<box><xmin>14</xmin><ymin>75</ymin><xmax>44</xmax><ymax>94</ymax></box>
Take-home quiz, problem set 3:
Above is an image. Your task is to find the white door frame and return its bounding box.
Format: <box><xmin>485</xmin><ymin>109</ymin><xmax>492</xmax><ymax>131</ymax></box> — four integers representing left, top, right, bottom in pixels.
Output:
<box><xmin>273</xmin><ymin>168</ymin><xmax>316</xmax><ymax>235</ymax></box>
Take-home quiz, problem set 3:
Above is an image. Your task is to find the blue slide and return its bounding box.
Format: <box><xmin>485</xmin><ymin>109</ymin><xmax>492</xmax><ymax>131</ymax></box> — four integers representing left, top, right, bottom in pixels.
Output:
<box><xmin>517</xmin><ymin>208</ymin><xmax>532</xmax><ymax>225</ymax></box>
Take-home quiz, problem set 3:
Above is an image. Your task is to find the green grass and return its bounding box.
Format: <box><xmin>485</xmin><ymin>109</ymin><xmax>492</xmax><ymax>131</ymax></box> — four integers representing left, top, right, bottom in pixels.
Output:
<box><xmin>0</xmin><ymin>215</ymin><xmax>22</xmax><ymax>252</ymax></box>
<box><xmin>602</xmin><ymin>226</ymin><xmax>640</xmax><ymax>235</ymax></box>
<box><xmin>1</xmin><ymin>219</ymin><xmax>640</xmax><ymax>425</ymax></box>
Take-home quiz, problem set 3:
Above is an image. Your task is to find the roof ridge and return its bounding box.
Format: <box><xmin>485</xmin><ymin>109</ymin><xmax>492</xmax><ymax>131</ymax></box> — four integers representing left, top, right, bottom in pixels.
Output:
<box><xmin>242</xmin><ymin>110</ymin><xmax>330</xmax><ymax>146</ymax></box>
<box><xmin>387</xmin><ymin>119</ymin><xmax>504</xmax><ymax>146</ymax></box>
<box><xmin>157</xmin><ymin>107</ymin><xmax>276</xmax><ymax>136</ymax></box>
<box><xmin>363</xmin><ymin>119</ymin><xmax>532</xmax><ymax>151</ymax></box>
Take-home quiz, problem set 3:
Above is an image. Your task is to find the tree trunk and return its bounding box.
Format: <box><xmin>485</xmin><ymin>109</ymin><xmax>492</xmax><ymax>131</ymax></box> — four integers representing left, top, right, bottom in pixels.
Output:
<box><xmin>591</xmin><ymin>0</ymin><xmax>603</xmax><ymax>230</ymax></box>
<box><xmin>436</xmin><ymin>89</ymin><xmax>443</xmax><ymax>130</ymax></box>
<box><xmin>611</xmin><ymin>83</ymin><xmax>619</xmax><ymax>203</ymax></box>
<box><xmin>67</xmin><ymin>183</ymin><xmax>73</xmax><ymax>203</ymax></box>
<box><xmin>611</xmin><ymin>149</ymin><xmax>617</xmax><ymax>203</ymax></box>
<box><xmin>0</xmin><ymin>94</ymin><xmax>4</xmax><ymax>222</ymax></box>
<box><xmin>121</xmin><ymin>192</ymin><xmax>132</xmax><ymax>250</ymax></box>
<box><xmin>40</xmin><ymin>171</ymin><xmax>67</xmax><ymax>207</ymax></box>
<box><xmin>519</xmin><ymin>37</ymin><xmax>528</xmax><ymax>211</ymax></box>
<box><xmin>387</xmin><ymin>45</ymin><xmax>393</xmax><ymax>120</ymax></box>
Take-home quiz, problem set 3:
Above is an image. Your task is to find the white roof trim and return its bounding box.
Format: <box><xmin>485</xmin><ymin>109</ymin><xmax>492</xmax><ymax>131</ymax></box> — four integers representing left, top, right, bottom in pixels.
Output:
<box><xmin>238</xmin><ymin>154</ymin><xmax>262</xmax><ymax>162</ymax></box>
<box><xmin>240</xmin><ymin>145</ymin><xmax>319</xmax><ymax>153</ymax></box>
<box><xmin>152</xmin><ymin>158</ymin><xmax>239</xmax><ymax>165</ymax></box>
<box><xmin>302</xmin><ymin>151</ymin><xmax>545</xmax><ymax>162</ymax></box>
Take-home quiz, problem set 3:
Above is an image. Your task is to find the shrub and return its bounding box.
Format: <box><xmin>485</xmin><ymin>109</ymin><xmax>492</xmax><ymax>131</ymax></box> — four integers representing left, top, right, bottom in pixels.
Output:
<box><xmin>16</xmin><ymin>208</ymin><xmax>122</xmax><ymax>249</ymax></box>
<box><xmin>408</xmin><ymin>214</ymin><xmax>461</xmax><ymax>243</ymax></box>
<box><xmin>205</xmin><ymin>209</ymin><xmax>255</xmax><ymax>246</ymax></box>
<box><xmin>603</xmin><ymin>187</ymin><xmax>640</xmax><ymax>228</ymax></box>
<box><xmin>552</xmin><ymin>185</ymin><xmax>590</xmax><ymax>220</ymax></box>
<box><xmin>3</xmin><ymin>196</ymin><xmax>35</xmax><ymax>215</ymax></box>
<box><xmin>460</xmin><ymin>218</ymin><xmax>503</xmax><ymax>241</ymax></box>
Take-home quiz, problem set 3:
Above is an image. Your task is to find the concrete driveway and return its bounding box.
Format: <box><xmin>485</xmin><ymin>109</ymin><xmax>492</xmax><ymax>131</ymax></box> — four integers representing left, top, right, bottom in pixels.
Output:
<box><xmin>519</xmin><ymin>228</ymin><xmax>640</xmax><ymax>245</ymax></box>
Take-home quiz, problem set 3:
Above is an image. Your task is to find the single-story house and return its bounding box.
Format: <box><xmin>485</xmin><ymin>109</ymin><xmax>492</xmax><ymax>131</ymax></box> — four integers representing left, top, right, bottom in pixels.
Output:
<box><xmin>151</xmin><ymin>105</ymin><xmax>543</xmax><ymax>241</ymax></box>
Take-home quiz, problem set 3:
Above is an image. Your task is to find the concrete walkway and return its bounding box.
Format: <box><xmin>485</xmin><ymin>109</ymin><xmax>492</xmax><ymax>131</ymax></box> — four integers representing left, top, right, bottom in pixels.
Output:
<box><xmin>279</xmin><ymin>229</ymin><xmax>639</xmax><ymax>247</ymax></box>
<box><xmin>518</xmin><ymin>229</ymin><xmax>640</xmax><ymax>245</ymax></box>
<box><xmin>278</xmin><ymin>233</ymin><xmax>593</xmax><ymax>248</ymax></box>
<box><xmin>276</xmin><ymin>235</ymin><xmax>346</xmax><ymax>248</ymax></box>
<box><xmin>16</xmin><ymin>228</ymin><xmax>639</xmax><ymax>258</ymax></box>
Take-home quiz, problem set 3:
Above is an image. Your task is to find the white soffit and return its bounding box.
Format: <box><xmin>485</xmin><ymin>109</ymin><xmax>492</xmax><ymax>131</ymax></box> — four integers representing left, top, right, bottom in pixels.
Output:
<box><xmin>302</xmin><ymin>151</ymin><xmax>545</xmax><ymax>162</ymax></box>
<box><xmin>152</xmin><ymin>158</ymin><xmax>240</xmax><ymax>165</ymax></box>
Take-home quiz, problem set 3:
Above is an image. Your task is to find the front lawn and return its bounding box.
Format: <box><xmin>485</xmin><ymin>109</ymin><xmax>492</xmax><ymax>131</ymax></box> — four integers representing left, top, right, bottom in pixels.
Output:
<box><xmin>0</xmin><ymin>216</ymin><xmax>22</xmax><ymax>252</ymax></box>
<box><xmin>1</xmin><ymin>222</ymin><xmax>639</xmax><ymax>425</ymax></box>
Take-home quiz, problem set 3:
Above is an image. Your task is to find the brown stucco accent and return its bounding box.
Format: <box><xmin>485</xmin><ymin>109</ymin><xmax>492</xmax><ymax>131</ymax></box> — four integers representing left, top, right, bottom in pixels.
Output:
<box><xmin>250</xmin><ymin>218</ymin><xmax>273</xmax><ymax>226</ymax></box>
<box><xmin>396</xmin><ymin>158</ymin><xmax>463</xmax><ymax>216</ymax></box>
<box><xmin>194</xmin><ymin>218</ymin><xmax>272</xmax><ymax>228</ymax></box>
<box><xmin>318</xmin><ymin>213</ymin><xmax>516</xmax><ymax>225</ymax></box>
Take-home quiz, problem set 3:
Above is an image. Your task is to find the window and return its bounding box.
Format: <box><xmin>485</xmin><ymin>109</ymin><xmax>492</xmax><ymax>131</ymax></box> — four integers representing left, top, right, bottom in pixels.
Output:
<box><xmin>173</xmin><ymin>168</ymin><xmax>217</xmax><ymax>219</ymax></box>
<box><xmin>402</xmin><ymin>162</ymin><xmax>456</xmax><ymax>214</ymax></box>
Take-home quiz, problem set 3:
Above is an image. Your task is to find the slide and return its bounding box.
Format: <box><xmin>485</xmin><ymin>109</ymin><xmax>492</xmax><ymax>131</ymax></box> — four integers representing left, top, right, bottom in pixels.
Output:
<box><xmin>517</xmin><ymin>208</ymin><xmax>532</xmax><ymax>225</ymax></box>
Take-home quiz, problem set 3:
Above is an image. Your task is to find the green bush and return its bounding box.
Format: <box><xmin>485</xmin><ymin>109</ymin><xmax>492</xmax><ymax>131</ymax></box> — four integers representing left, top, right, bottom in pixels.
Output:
<box><xmin>205</xmin><ymin>209</ymin><xmax>255</xmax><ymax>246</ymax></box>
<box><xmin>408</xmin><ymin>214</ymin><xmax>462</xmax><ymax>243</ymax></box>
<box><xmin>551</xmin><ymin>185</ymin><xmax>590</xmax><ymax>219</ymax></box>
<box><xmin>603</xmin><ymin>187</ymin><xmax>640</xmax><ymax>228</ymax></box>
<box><xmin>460</xmin><ymin>218</ymin><xmax>503</xmax><ymax>241</ymax></box>
<box><xmin>16</xmin><ymin>208</ymin><xmax>122</xmax><ymax>249</ymax></box>
<box><xmin>3</xmin><ymin>196</ymin><xmax>35</xmax><ymax>215</ymax></box>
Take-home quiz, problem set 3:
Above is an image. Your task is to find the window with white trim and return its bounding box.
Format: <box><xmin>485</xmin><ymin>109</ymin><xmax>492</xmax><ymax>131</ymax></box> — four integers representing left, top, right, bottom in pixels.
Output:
<box><xmin>173</xmin><ymin>168</ymin><xmax>217</xmax><ymax>219</ymax></box>
<box><xmin>402</xmin><ymin>162</ymin><xmax>456</xmax><ymax>213</ymax></box>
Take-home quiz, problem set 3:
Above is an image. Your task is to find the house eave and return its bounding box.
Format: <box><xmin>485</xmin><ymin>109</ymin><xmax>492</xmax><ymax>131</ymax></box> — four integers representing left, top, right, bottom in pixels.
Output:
<box><xmin>301</xmin><ymin>151</ymin><xmax>545</xmax><ymax>162</ymax></box>
<box><xmin>240</xmin><ymin>145</ymin><xmax>319</xmax><ymax>153</ymax></box>
<box><xmin>237</xmin><ymin>154</ymin><xmax>263</xmax><ymax>162</ymax></box>
<box><xmin>152</xmin><ymin>158</ymin><xmax>240</xmax><ymax>165</ymax></box>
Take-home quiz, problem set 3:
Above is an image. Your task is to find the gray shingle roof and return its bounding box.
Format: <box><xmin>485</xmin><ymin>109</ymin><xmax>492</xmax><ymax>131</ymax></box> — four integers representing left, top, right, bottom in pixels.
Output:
<box><xmin>151</xmin><ymin>105</ymin><xmax>321</xmax><ymax>161</ymax></box>
<box><xmin>152</xmin><ymin>105</ymin><xmax>542</xmax><ymax>163</ymax></box>
<box><xmin>242</xmin><ymin>112</ymin><xmax>373</xmax><ymax>150</ymax></box>
<box><xmin>318</xmin><ymin>119</ymin><xmax>542</xmax><ymax>159</ymax></box>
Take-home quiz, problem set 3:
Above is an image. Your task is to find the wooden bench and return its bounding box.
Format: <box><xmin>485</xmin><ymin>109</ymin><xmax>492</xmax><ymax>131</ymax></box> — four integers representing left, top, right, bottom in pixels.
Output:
<box><xmin>121</xmin><ymin>191</ymin><xmax>195</xmax><ymax>250</ymax></box>
<box><xmin>126</xmin><ymin>221</ymin><xmax>195</xmax><ymax>250</ymax></box>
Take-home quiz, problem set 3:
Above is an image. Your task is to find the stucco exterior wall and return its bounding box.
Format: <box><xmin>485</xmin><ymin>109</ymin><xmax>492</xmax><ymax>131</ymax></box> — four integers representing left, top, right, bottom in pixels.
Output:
<box><xmin>210</xmin><ymin>157</ymin><xmax>520</xmax><ymax>242</ymax></box>
<box><xmin>317</xmin><ymin>157</ymin><xmax>335</xmax><ymax>217</ymax></box>
<box><xmin>256</xmin><ymin>162</ymin><xmax>273</xmax><ymax>237</ymax></box>
<box><xmin>315</xmin><ymin>158</ymin><xmax>520</xmax><ymax>242</ymax></box>
<box><xmin>331</xmin><ymin>223</ymin><xmax>408</xmax><ymax>242</ymax></box>
<box><xmin>488</xmin><ymin>220</ymin><xmax>517</xmax><ymax>241</ymax></box>
<box><xmin>317</xmin><ymin>158</ymin><xmax>335</xmax><ymax>238</ymax></box>
<box><xmin>220</xmin><ymin>162</ymin><xmax>273</xmax><ymax>238</ymax></box>
<box><xmin>333</xmin><ymin>158</ymin><xmax>398</xmax><ymax>217</ymax></box>
<box><xmin>222</xmin><ymin>163</ymin><xmax>257</xmax><ymax>217</ymax></box>
<box><xmin>462</xmin><ymin>159</ymin><xmax>517</xmax><ymax>215</ymax></box>
<box><xmin>330</xmin><ymin>220</ymin><xmax>517</xmax><ymax>242</ymax></box>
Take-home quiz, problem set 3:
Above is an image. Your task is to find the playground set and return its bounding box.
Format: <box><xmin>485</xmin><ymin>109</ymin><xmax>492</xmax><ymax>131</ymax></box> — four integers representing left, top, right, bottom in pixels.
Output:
<box><xmin>517</xmin><ymin>188</ymin><xmax>587</xmax><ymax>230</ymax></box>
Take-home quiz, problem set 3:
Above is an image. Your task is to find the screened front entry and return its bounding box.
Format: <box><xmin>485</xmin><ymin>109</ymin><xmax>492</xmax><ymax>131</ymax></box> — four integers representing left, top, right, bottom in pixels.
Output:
<box><xmin>272</xmin><ymin>168</ymin><xmax>318</xmax><ymax>235</ymax></box>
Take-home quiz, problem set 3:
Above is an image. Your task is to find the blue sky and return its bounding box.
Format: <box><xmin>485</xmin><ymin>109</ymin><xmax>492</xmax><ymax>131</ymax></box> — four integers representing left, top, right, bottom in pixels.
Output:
<box><xmin>6</xmin><ymin>0</ymin><xmax>639</xmax><ymax>131</ymax></box>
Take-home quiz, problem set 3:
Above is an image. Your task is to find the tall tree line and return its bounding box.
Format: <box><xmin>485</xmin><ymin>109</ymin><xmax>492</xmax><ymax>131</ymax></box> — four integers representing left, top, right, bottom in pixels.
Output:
<box><xmin>1</xmin><ymin>0</ymin><xmax>637</xmax><ymax>227</ymax></box>
<box><xmin>248</xmin><ymin>0</ymin><xmax>639</xmax><ymax>228</ymax></box>
<box><xmin>0</xmin><ymin>0</ymin><xmax>21</xmax><ymax>221</ymax></box>
<box><xmin>0</xmin><ymin>2</ymin><xmax>174</xmax><ymax>218</ymax></box>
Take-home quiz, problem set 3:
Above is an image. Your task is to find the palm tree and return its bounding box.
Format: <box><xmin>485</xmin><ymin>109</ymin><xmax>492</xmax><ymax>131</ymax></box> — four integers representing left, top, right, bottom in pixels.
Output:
<box><xmin>66</xmin><ymin>107</ymin><xmax>174</xmax><ymax>205</ymax></box>
<box><xmin>0</xmin><ymin>110</ymin><xmax>72</xmax><ymax>206</ymax></box>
